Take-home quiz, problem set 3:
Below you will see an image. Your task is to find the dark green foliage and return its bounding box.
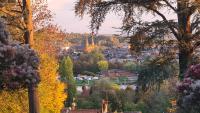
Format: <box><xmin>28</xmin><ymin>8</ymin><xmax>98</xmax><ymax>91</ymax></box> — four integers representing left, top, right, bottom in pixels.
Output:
<box><xmin>137</xmin><ymin>56</ymin><xmax>178</xmax><ymax>91</ymax></box>
<box><xmin>82</xmin><ymin>71</ymin><xmax>96</xmax><ymax>77</ymax></box>
<box><xmin>77</xmin><ymin>99</ymin><xmax>96</xmax><ymax>109</ymax></box>
<box><xmin>123</xmin><ymin>62</ymin><xmax>137</xmax><ymax>72</ymax></box>
<box><xmin>77</xmin><ymin>78</ymin><xmax>175</xmax><ymax>113</ymax></box>
<box><xmin>74</xmin><ymin>51</ymin><xmax>105</xmax><ymax>74</ymax></box>
<box><xmin>59</xmin><ymin>56</ymin><xmax>77</xmax><ymax>107</ymax></box>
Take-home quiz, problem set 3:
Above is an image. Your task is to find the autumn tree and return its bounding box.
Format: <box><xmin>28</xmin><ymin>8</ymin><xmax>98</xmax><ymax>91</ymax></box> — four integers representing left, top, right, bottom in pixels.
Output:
<box><xmin>59</xmin><ymin>56</ymin><xmax>77</xmax><ymax>107</ymax></box>
<box><xmin>0</xmin><ymin>0</ymin><xmax>53</xmax><ymax>42</ymax></box>
<box><xmin>1</xmin><ymin>1</ymin><xmax>62</xmax><ymax>113</ymax></box>
<box><xmin>38</xmin><ymin>54</ymin><xmax>66</xmax><ymax>113</ymax></box>
<box><xmin>34</xmin><ymin>24</ymin><xmax>66</xmax><ymax>56</ymax></box>
<box><xmin>33</xmin><ymin>24</ymin><xmax>67</xmax><ymax>113</ymax></box>
<box><xmin>75</xmin><ymin>0</ymin><xmax>200</xmax><ymax>79</ymax></box>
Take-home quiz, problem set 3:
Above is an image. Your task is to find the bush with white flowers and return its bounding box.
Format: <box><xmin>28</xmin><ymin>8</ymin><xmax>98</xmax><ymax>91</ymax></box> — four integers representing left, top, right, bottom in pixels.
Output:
<box><xmin>0</xmin><ymin>20</ymin><xmax>40</xmax><ymax>90</ymax></box>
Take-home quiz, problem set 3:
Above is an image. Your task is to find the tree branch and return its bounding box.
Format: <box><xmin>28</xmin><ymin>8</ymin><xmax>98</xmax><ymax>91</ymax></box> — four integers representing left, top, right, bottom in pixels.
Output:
<box><xmin>162</xmin><ymin>0</ymin><xmax>177</xmax><ymax>12</ymax></box>
<box><xmin>7</xmin><ymin>23</ymin><xmax>25</xmax><ymax>30</ymax></box>
<box><xmin>0</xmin><ymin>8</ymin><xmax>16</xmax><ymax>16</ymax></box>
<box><xmin>143</xmin><ymin>6</ymin><xmax>179</xmax><ymax>40</ymax></box>
<box><xmin>191</xmin><ymin>19</ymin><xmax>200</xmax><ymax>32</ymax></box>
<box><xmin>194</xmin><ymin>41</ymin><xmax>200</xmax><ymax>50</ymax></box>
<box><xmin>193</xmin><ymin>30</ymin><xmax>200</xmax><ymax>38</ymax></box>
<box><xmin>17</xmin><ymin>0</ymin><xmax>23</xmax><ymax>11</ymax></box>
<box><xmin>10</xmin><ymin>9</ymin><xmax>22</xmax><ymax>14</ymax></box>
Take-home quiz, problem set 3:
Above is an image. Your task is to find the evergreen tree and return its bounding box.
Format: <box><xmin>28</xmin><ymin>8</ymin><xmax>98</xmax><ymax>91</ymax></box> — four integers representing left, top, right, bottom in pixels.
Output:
<box><xmin>75</xmin><ymin>0</ymin><xmax>200</xmax><ymax>79</ymax></box>
<box><xmin>59</xmin><ymin>56</ymin><xmax>77</xmax><ymax>107</ymax></box>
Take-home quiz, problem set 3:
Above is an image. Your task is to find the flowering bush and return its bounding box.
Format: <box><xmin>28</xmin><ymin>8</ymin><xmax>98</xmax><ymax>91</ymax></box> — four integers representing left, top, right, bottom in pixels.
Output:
<box><xmin>0</xmin><ymin>20</ymin><xmax>40</xmax><ymax>90</ymax></box>
<box><xmin>177</xmin><ymin>64</ymin><xmax>200</xmax><ymax>113</ymax></box>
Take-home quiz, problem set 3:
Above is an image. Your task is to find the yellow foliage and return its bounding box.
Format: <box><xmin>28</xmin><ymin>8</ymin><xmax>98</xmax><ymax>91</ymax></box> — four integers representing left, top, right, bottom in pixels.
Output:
<box><xmin>0</xmin><ymin>90</ymin><xmax>28</xmax><ymax>113</ymax></box>
<box><xmin>38</xmin><ymin>54</ymin><xmax>67</xmax><ymax>113</ymax></box>
<box><xmin>0</xmin><ymin>54</ymin><xmax>66</xmax><ymax>113</ymax></box>
<box><xmin>0</xmin><ymin>27</ymin><xmax>66</xmax><ymax>113</ymax></box>
<box><xmin>34</xmin><ymin>29</ymin><xmax>67</xmax><ymax>113</ymax></box>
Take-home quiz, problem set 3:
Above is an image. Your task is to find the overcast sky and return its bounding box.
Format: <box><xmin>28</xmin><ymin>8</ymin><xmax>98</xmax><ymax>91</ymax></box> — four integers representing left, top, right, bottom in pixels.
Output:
<box><xmin>47</xmin><ymin>0</ymin><xmax>122</xmax><ymax>34</ymax></box>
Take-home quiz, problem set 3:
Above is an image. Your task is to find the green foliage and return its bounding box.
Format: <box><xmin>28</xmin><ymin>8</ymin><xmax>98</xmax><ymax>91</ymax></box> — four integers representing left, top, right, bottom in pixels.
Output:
<box><xmin>77</xmin><ymin>99</ymin><xmax>95</xmax><ymax>109</ymax></box>
<box><xmin>79</xmin><ymin>79</ymin><xmax>121</xmax><ymax>111</ymax></box>
<box><xmin>82</xmin><ymin>71</ymin><xmax>96</xmax><ymax>77</ymax></box>
<box><xmin>59</xmin><ymin>56</ymin><xmax>77</xmax><ymax>107</ymax></box>
<box><xmin>74</xmin><ymin>51</ymin><xmax>105</xmax><ymax>74</ymax></box>
<box><xmin>109</xmin><ymin>62</ymin><xmax>124</xmax><ymax>70</ymax></box>
<box><xmin>141</xmin><ymin>92</ymin><xmax>171</xmax><ymax>113</ymax></box>
<box><xmin>91</xmin><ymin>78</ymin><xmax>120</xmax><ymax>91</ymax></box>
<box><xmin>91</xmin><ymin>50</ymin><xmax>105</xmax><ymax>61</ymax></box>
<box><xmin>123</xmin><ymin>62</ymin><xmax>137</xmax><ymax>72</ymax></box>
<box><xmin>60</xmin><ymin>56</ymin><xmax>74</xmax><ymax>82</ymax></box>
<box><xmin>137</xmin><ymin>56</ymin><xmax>178</xmax><ymax>91</ymax></box>
<box><xmin>97</xmin><ymin>60</ymin><xmax>109</xmax><ymax>71</ymax></box>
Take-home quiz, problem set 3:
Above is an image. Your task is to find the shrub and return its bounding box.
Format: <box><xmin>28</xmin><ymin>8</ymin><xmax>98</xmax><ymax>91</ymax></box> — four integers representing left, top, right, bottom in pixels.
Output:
<box><xmin>177</xmin><ymin>64</ymin><xmax>200</xmax><ymax>113</ymax></box>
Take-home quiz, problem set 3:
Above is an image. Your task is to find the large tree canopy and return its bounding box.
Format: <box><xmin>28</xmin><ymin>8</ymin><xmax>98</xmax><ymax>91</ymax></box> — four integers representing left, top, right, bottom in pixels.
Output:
<box><xmin>75</xmin><ymin>0</ymin><xmax>200</xmax><ymax>79</ymax></box>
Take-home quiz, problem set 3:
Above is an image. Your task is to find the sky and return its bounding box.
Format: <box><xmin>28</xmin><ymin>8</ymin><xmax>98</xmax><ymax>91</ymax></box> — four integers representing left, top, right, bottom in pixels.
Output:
<box><xmin>47</xmin><ymin>0</ymin><xmax>122</xmax><ymax>34</ymax></box>
<box><xmin>47</xmin><ymin>0</ymin><xmax>177</xmax><ymax>35</ymax></box>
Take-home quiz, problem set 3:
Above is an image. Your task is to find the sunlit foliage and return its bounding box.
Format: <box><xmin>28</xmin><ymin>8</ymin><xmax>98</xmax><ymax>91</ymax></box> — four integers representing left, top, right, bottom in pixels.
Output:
<box><xmin>38</xmin><ymin>54</ymin><xmax>66</xmax><ymax>113</ymax></box>
<box><xmin>34</xmin><ymin>26</ymin><xmax>67</xmax><ymax>113</ymax></box>
<box><xmin>0</xmin><ymin>89</ymin><xmax>28</xmax><ymax>113</ymax></box>
<box><xmin>97</xmin><ymin>60</ymin><xmax>109</xmax><ymax>71</ymax></box>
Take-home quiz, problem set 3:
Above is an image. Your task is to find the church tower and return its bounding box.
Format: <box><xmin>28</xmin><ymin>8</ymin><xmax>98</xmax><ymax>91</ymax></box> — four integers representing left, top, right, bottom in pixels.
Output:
<box><xmin>91</xmin><ymin>32</ymin><xmax>95</xmax><ymax>46</ymax></box>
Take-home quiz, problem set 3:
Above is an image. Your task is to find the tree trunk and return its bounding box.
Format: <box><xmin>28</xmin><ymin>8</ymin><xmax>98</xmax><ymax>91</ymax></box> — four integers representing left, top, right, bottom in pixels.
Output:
<box><xmin>23</xmin><ymin>0</ymin><xmax>39</xmax><ymax>113</ymax></box>
<box><xmin>178</xmin><ymin>45</ymin><xmax>192</xmax><ymax>79</ymax></box>
<box><xmin>23</xmin><ymin>0</ymin><xmax>34</xmax><ymax>47</ymax></box>
<box><xmin>177</xmin><ymin>0</ymin><xmax>193</xmax><ymax>79</ymax></box>
<box><xmin>28</xmin><ymin>84</ymin><xmax>40</xmax><ymax>113</ymax></box>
